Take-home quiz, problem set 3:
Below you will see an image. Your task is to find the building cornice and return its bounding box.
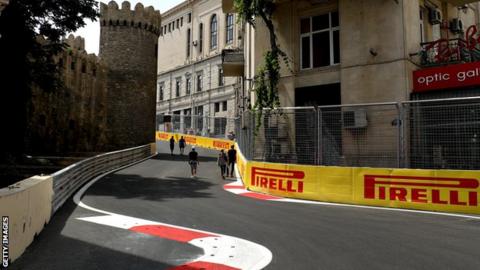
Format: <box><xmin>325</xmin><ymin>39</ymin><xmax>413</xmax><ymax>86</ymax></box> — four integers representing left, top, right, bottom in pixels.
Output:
<box><xmin>157</xmin><ymin>53</ymin><xmax>223</xmax><ymax>77</ymax></box>
<box><xmin>162</xmin><ymin>0</ymin><xmax>202</xmax><ymax>19</ymax></box>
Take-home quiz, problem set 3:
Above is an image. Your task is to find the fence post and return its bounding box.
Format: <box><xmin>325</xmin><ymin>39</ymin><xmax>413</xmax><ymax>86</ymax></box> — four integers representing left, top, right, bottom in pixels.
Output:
<box><xmin>317</xmin><ymin>109</ymin><xmax>323</xmax><ymax>165</ymax></box>
<box><xmin>396</xmin><ymin>102</ymin><xmax>403</xmax><ymax>168</ymax></box>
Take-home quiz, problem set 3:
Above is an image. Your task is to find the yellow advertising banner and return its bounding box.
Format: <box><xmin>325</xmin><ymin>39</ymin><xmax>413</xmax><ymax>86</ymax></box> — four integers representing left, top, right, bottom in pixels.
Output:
<box><xmin>156</xmin><ymin>131</ymin><xmax>233</xmax><ymax>150</ymax></box>
<box><xmin>157</xmin><ymin>135</ymin><xmax>480</xmax><ymax>215</ymax></box>
<box><xmin>235</xmin><ymin>144</ymin><xmax>480</xmax><ymax>215</ymax></box>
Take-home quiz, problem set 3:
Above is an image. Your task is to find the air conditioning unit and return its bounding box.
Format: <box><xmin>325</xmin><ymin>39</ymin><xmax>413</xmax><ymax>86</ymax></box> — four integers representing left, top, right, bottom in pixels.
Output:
<box><xmin>342</xmin><ymin>108</ymin><xmax>368</xmax><ymax>129</ymax></box>
<box><xmin>450</xmin><ymin>18</ymin><xmax>463</xmax><ymax>33</ymax></box>
<box><xmin>429</xmin><ymin>8</ymin><xmax>442</xmax><ymax>25</ymax></box>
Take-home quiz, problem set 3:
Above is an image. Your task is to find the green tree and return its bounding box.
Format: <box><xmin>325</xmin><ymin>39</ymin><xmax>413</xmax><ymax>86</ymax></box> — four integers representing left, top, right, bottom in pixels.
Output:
<box><xmin>234</xmin><ymin>0</ymin><xmax>289</xmax><ymax>131</ymax></box>
<box><xmin>0</xmin><ymin>0</ymin><xmax>98</xmax><ymax>161</ymax></box>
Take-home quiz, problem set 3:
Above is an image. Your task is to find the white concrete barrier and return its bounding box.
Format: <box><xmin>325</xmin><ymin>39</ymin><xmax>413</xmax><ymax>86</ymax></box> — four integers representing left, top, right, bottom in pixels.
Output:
<box><xmin>0</xmin><ymin>175</ymin><xmax>53</xmax><ymax>263</ymax></box>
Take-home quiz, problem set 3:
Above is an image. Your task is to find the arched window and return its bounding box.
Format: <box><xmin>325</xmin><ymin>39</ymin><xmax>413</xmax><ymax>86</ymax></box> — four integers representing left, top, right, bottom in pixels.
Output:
<box><xmin>226</xmin><ymin>14</ymin><xmax>234</xmax><ymax>44</ymax></box>
<box><xmin>210</xmin><ymin>14</ymin><xmax>218</xmax><ymax>49</ymax></box>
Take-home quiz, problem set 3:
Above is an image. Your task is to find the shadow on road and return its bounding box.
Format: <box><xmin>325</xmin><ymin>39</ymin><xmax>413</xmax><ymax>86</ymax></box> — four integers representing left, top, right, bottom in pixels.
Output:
<box><xmin>152</xmin><ymin>153</ymin><xmax>217</xmax><ymax>162</ymax></box>
<box><xmin>10</xmin><ymin>199</ymin><xmax>175</xmax><ymax>270</ymax></box>
<box><xmin>84</xmin><ymin>173</ymin><xmax>215</xmax><ymax>202</ymax></box>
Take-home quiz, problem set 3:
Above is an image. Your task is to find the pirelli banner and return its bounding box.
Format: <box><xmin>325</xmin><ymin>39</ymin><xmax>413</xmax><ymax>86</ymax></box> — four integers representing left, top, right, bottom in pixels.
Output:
<box><xmin>156</xmin><ymin>131</ymin><xmax>233</xmax><ymax>150</ymax></box>
<box><xmin>235</xmin><ymin>144</ymin><xmax>480</xmax><ymax>215</ymax></box>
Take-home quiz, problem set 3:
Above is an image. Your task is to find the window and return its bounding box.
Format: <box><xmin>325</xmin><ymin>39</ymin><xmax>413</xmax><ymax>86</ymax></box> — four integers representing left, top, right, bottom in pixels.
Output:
<box><xmin>214</xmin><ymin>118</ymin><xmax>227</xmax><ymax>136</ymax></box>
<box><xmin>176</xmin><ymin>19</ymin><xmax>179</xmax><ymax>29</ymax></box>
<box><xmin>158</xmin><ymin>83</ymin><xmax>164</xmax><ymax>101</ymax></box>
<box><xmin>196</xmin><ymin>73</ymin><xmax>203</xmax><ymax>92</ymax></box>
<box><xmin>187</xmin><ymin>28</ymin><xmax>191</xmax><ymax>57</ymax></box>
<box><xmin>222</xmin><ymin>101</ymin><xmax>227</xmax><ymax>111</ymax></box>
<box><xmin>188</xmin><ymin>13</ymin><xmax>192</xmax><ymax>23</ymax></box>
<box><xmin>218</xmin><ymin>68</ymin><xmax>224</xmax><ymax>86</ymax></box>
<box><xmin>71</xmin><ymin>61</ymin><xmax>75</xmax><ymax>70</ymax></box>
<box><xmin>81</xmin><ymin>62</ymin><xmax>87</xmax><ymax>73</ymax></box>
<box><xmin>210</xmin><ymin>14</ymin><xmax>218</xmax><ymax>49</ymax></box>
<box><xmin>226</xmin><ymin>14</ymin><xmax>234</xmax><ymax>44</ymax></box>
<box><xmin>184</xmin><ymin>108</ymin><xmax>192</xmax><ymax>129</ymax></box>
<box><xmin>186</xmin><ymin>76</ymin><xmax>191</xmax><ymax>95</ymax></box>
<box><xmin>300</xmin><ymin>11</ymin><xmax>340</xmax><ymax>69</ymax></box>
<box><xmin>215</xmin><ymin>102</ymin><xmax>220</xmax><ymax>112</ymax></box>
<box><xmin>181</xmin><ymin>17</ymin><xmax>183</xmax><ymax>27</ymax></box>
<box><xmin>195</xmin><ymin>106</ymin><xmax>203</xmax><ymax>131</ymax></box>
<box><xmin>168</xmin><ymin>23</ymin><xmax>171</xmax><ymax>32</ymax></box>
<box><xmin>419</xmin><ymin>7</ymin><xmax>428</xmax><ymax>43</ymax></box>
<box><xmin>199</xmin><ymin>23</ymin><xmax>203</xmax><ymax>53</ymax></box>
<box><xmin>175</xmin><ymin>79</ymin><xmax>181</xmax><ymax>97</ymax></box>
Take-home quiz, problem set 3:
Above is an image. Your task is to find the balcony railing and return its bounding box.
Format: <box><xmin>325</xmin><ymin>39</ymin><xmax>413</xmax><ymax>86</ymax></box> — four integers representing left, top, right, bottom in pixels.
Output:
<box><xmin>419</xmin><ymin>38</ymin><xmax>480</xmax><ymax>67</ymax></box>
<box><xmin>222</xmin><ymin>49</ymin><xmax>244</xmax><ymax>76</ymax></box>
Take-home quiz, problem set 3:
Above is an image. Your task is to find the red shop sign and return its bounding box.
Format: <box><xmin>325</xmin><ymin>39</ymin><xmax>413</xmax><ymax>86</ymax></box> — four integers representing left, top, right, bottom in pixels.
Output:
<box><xmin>413</xmin><ymin>61</ymin><xmax>480</xmax><ymax>92</ymax></box>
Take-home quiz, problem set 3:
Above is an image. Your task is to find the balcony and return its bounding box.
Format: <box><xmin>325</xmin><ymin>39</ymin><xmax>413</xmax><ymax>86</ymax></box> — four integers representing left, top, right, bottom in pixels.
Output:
<box><xmin>418</xmin><ymin>38</ymin><xmax>480</xmax><ymax>67</ymax></box>
<box><xmin>222</xmin><ymin>49</ymin><xmax>244</xmax><ymax>76</ymax></box>
<box><xmin>222</xmin><ymin>0</ymin><xmax>235</xmax><ymax>13</ymax></box>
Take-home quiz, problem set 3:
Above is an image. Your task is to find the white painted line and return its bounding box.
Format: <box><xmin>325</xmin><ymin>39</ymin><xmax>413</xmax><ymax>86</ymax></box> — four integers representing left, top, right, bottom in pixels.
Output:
<box><xmin>72</xmin><ymin>156</ymin><xmax>273</xmax><ymax>270</ymax></box>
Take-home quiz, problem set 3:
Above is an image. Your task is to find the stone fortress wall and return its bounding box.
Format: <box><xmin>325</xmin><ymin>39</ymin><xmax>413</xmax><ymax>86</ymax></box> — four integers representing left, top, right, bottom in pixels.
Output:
<box><xmin>27</xmin><ymin>1</ymin><xmax>161</xmax><ymax>154</ymax></box>
<box><xmin>27</xmin><ymin>35</ymin><xmax>107</xmax><ymax>154</ymax></box>
<box><xmin>99</xmin><ymin>1</ymin><xmax>161</xmax><ymax>150</ymax></box>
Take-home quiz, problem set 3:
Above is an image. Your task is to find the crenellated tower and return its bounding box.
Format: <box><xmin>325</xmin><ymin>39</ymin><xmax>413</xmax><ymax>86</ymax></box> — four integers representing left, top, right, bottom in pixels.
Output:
<box><xmin>99</xmin><ymin>1</ymin><xmax>161</xmax><ymax>149</ymax></box>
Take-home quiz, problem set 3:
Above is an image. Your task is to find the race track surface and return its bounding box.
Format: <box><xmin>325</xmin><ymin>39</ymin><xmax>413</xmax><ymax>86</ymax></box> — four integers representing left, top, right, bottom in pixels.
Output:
<box><xmin>11</xmin><ymin>142</ymin><xmax>480</xmax><ymax>270</ymax></box>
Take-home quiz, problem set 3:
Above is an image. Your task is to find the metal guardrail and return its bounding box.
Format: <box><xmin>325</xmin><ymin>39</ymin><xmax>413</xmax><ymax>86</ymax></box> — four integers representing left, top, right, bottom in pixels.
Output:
<box><xmin>51</xmin><ymin>144</ymin><xmax>152</xmax><ymax>214</ymax></box>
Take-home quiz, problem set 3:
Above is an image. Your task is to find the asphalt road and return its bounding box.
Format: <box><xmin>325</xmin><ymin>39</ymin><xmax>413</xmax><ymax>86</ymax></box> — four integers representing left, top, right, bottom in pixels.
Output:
<box><xmin>10</xmin><ymin>142</ymin><xmax>480</xmax><ymax>270</ymax></box>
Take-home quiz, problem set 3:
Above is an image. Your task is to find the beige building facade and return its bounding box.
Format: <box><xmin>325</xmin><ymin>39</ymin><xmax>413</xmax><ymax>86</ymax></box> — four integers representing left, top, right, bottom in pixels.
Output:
<box><xmin>156</xmin><ymin>0</ymin><xmax>242</xmax><ymax>136</ymax></box>
<box><xmin>223</xmin><ymin>0</ymin><xmax>480</xmax><ymax>167</ymax></box>
<box><xmin>227</xmin><ymin>0</ymin><xmax>480</xmax><ymax>107</ymax></box>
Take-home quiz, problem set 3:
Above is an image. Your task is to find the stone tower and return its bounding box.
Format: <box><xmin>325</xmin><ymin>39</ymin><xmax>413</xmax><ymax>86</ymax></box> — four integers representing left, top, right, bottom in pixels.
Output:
<box><xmin>99</xmin><ymin>1</ymin><xmax>161</xmax><ymax>149</ymax></box>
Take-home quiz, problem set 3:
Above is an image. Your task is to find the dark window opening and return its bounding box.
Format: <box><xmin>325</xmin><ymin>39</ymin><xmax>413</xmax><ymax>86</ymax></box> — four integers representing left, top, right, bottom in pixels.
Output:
<box><xmin>187</xmin><ymin>28</ymin><xmax>191</xmax><ymax>57</ymax></box>
<box><xmin>226</xmin><ymin>14</ymin><xmax>234</xmax><ymax>44</ymax></box>
<box><xmin>199</xmin><ymin>23</ymin><xmax>203</xmax><ymax>53</ymax></box>
<box><xmin>210</xmin><ymin>14</ymin><xmax>218</xmax><ymax>49</ymax></box>
<box><xmin>295</xmin><ymin>83</ymin><xmax>341</xmax><ymax>165</ymax></box>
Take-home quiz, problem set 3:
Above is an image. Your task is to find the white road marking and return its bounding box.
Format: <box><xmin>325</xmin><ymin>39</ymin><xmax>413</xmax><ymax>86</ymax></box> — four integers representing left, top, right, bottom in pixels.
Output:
<box><xmin>72</xmin><ymin>157</ymin><xmax>272</xmax><ymax>270</ymax></box>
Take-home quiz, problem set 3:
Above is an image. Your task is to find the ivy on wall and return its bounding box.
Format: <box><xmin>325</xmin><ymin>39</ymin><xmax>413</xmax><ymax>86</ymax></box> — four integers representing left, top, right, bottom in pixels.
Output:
<box><xmin>234</xmin><ymin>0</ymin><xmax>290</xmax><ymax>131</ymax></box>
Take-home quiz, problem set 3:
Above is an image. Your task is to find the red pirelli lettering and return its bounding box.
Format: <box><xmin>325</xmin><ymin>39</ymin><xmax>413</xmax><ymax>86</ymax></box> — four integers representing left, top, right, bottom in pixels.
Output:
<box><xmin>213</xmin><ymin>141</ymin><xmax>230</xmax><ymax>149</ymax></box>
<box><xmin>185</xmin><ymin>137</ymin><xmax>196</xmax><ymax>144</ymax></box>
<box><xmin>364</xmin><ymin>175</ymin><xmax>479</xmax><ymax>206</ymax></box>
<box><xmin>251</xmin><ymin>167</ymin><xmax>305</xmax><ymax>193</ymax></box>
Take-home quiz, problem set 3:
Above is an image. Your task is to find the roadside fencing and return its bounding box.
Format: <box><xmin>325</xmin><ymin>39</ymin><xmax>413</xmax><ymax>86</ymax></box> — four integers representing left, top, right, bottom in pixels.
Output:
<box><xmin>51</xmin><ymin>144</ymin><xmax>153</xmax><ymax>213</ymax></box>
<box><xmin>239</xmin><ymin>97</ymin><xmax>480</xmax><ymax>170</ymax></box>
<box><xmin>157</xmin><ymin>114</ymin><xmax>238</xmax><ymax>140</ymax></box>
<box><xmin>158</xmin><ymin>96</ymin><xmax>480</xmax><ymax>170</ymax></box>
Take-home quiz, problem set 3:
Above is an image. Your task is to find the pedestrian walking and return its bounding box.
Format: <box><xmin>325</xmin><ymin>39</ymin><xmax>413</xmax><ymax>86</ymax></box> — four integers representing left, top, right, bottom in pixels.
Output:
<box><xmin>217</xmin><ymin>149</ymin><xmax>228</xmax><ymax>179</ymax></box>
<box><xmin>169</xmin><ymin>136</ymin><xmax>175</xmax><ymax>155</ymax></box>
<box><xmin>179</xmin><ymin>136</ymin><xmax>186</xmax><ymax>155</ymax></box>
<box><xmin>227</xmin><ymin>145</ymin><xmax>237</xmax><ymax>177</ymax></box>
<box><xmin>188</xmin><ymin>146</ymin><xmax>199</xmax><ymax>178</ymax></box>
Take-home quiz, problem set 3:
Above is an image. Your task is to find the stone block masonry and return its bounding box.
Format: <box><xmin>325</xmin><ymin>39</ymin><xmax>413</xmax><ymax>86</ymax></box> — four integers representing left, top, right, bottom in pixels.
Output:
<box><xmin>100</xmin><ymin>1</ymin><xmax>161</xmax><ymax>150</ymax></box>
